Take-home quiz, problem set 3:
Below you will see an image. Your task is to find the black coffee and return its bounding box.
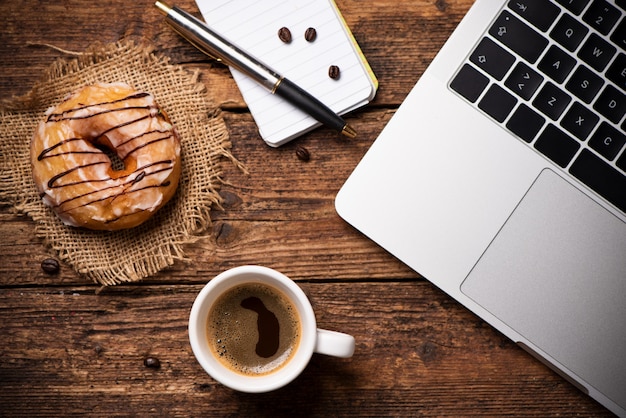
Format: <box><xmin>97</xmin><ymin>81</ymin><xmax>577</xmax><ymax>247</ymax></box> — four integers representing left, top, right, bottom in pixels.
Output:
<box><xmin>207</xmin><ymin>282</ymin><xmax>301</xmax><ymax>376</ymax></box>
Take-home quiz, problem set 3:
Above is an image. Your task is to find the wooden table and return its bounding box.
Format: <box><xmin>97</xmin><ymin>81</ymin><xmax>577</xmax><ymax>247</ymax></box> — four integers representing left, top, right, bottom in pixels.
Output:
<box><xmin>0</xmin><ymin>1</ymin><xmax>614</xmax><ymax>416</ymax></box>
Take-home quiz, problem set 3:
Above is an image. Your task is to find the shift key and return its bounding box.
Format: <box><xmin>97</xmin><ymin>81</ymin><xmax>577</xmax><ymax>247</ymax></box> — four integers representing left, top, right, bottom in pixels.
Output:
<box><xmin>489</xmin><ymin>10</ymin><xmax>549</xmax><ymax>64</ymax></box>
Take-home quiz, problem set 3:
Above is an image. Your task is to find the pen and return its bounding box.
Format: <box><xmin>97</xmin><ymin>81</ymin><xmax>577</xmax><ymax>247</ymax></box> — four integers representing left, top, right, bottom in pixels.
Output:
<box><xmin>154</xmin><ymin>1</ymin><xmax>357</xmax><ymax>139</ymax></box>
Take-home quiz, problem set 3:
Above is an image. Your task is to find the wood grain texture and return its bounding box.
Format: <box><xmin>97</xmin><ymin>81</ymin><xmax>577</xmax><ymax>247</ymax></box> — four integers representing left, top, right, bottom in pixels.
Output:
<box><xmin>0</xmin><ymin>0</ymin><xmax>613</xmax><ymax>416</ymax></box>
<box><xmin>0</xmin><ymin>283</ymin><xmax>606</xmax><ymax>416</ymax></box>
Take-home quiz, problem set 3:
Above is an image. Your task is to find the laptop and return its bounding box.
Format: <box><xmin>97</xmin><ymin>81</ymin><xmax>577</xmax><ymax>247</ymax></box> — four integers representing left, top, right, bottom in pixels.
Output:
<box><xmin>335</xmin><ymin>0</ymin><xmax>626</xmax><ymax>415</ymax></box>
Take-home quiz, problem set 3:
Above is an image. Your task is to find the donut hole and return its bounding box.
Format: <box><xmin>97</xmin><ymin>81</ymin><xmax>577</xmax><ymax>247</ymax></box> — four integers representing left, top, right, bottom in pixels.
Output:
<box><xmin>96</xmin><ymin>143</ymin><xmax>125</xmax><ymax>172</ymax></box>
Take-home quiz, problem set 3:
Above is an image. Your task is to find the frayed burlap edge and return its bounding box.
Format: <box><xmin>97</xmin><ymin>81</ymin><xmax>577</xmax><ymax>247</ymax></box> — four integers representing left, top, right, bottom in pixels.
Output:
<box><xmin>0</xmin><ymin>40</ymin><xmax>244</xmax><ymax>285</ymax></box>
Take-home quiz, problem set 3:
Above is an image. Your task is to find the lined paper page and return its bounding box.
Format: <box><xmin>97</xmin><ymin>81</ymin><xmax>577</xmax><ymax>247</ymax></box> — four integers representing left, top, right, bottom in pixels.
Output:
<box><xmin>195</xmin><ymin>0</ymin><xmax>377</xmax><ymax>146</ymax></box>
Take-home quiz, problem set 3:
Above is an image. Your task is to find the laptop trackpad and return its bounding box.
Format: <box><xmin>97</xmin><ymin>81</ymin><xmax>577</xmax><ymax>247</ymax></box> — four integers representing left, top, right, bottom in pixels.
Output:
<box><xmin>461</xmin><ymin>169</ymin><xmax>626</xmax><ymax>408</ymax></box>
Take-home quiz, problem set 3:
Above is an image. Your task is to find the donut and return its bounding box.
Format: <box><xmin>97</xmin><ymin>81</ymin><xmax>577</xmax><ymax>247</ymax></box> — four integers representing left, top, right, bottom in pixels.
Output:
<box><xmin>30</xmin><ymin>82</ymin><xmax>181</xmax><ymax>231</ymax></box>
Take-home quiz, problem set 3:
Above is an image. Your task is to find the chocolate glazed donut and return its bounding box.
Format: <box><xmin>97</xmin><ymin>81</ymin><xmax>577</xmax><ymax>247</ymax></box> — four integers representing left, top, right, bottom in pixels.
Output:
<box><xmin>30</xmin><ymin>82</ymin><xmax>181</xmax><ymax>231</ymax></box>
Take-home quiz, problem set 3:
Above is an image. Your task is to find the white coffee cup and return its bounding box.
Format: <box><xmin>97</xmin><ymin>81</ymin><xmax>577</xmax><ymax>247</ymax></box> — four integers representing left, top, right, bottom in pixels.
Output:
<box><xmin>188</xmin><ymin>265</ymin><xmax>355</xmax><ymax>393</ymax></box>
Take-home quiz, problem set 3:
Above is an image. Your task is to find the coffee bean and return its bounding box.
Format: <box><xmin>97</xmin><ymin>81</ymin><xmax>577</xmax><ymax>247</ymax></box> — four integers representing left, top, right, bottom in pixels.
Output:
<box><xmin>41</xmin><ymin>258</ymin><xmax>60</xmax><ymax>275</ymax></box>
<box><xmin>295</xmin><ymin>146</ymin><xmax>310</xmax><ymax>162</ymax></box>
<box><xmin>143</xmin><ymin>357</ymin><xmax>161</xmax><ymax>369</ymax></box>
<box><xmin>278</xmin><ymin>27</ymin><xmax>292</xmax><ymax>43</ymax></box>
<box><xmin>304</xmin><ymin>27</ymin><xmax>317</xmax><ymax>42</ymax></box>
<box><xmin>328</xmin><ymin>65</ymin><xmax>341</xmax><ymax>80</ymax></box>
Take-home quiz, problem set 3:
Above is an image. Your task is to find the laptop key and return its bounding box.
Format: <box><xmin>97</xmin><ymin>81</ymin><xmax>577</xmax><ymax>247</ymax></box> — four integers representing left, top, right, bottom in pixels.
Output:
<box><xmin>618</xmin><ymin>148</ymin><xmax>626</xmax><ymax>171</ymax></box>
<box><xmin>561</xmin><ymin>101</ymin><xmax>600</xmax><ymax>140</ymax></box>
<box><xmin>538</xmin><ymin>45</ymin><xmax>577</xmax><ymax>83</ymax></box>
<box><xmin>489</xmin><ymin>11</ymin><xmax>549</xmax><ymax>63</ymax></box>
<box><xmin>606</xmin><ymin>53</ymin><xmax>626</xmax><ymax>93</ymax></box>
<box><xmin>534</xmin><ymin>82</ymin><xmax>572</xmax><ymax>120</ymax></box>
<box><xmin>470</xmin><ymin>37</ymin><xmax>516</xmax><ymax>80</ymax></box>
<box><xmin>535</xmin><ymin>124</ymin><xmax>580</xmax><ymax>167</ymax></box>
<box><xmin>610</xmin><ymin>17</ymin><xmax>626</xmax><ymax>50</ymax></box>
<box><xmin>508</xmin><ymin>0</ymin><xmax>561</xmax><ymax>32</ymax></box>
<box><xmin>555</xmin><ymin>0</ymin><xmax>591</xmax><ymax>15</ymax></box>
<box><xmin>594</xmin><ymin>85</ymin><xmax>626</xmax><ymax>123</ymax></box>
<box><xmin>578</xmin><ymin>33</ymin><xmax>617</xmax><ymax>72</ymax></box>
<box><xmin>566</xmin><ymin>64</ymin><xmax>605</xmax><ymax>103</ymax></box>
<box><xmin>570</xmin><ymin>149</ymin><xmax>626</xmax><ymax>212</ymax></box>
<box><xmin>583</xmin><ymin>0</ymin><xmax>621</xmax><ymax>35</ymax></box>
<box><xmin>505</xmin><ymin>62</ymin><xmax>544</xmax><ymax>100</ymax></box>
<box><xmin>450</xmin><ymin>64</ymin><xmax>490</xmax><ymax>102</ymax></box>
<box><xmin>507</xmin><ymin>104</ymin><xmax>546</xmax><ymax>142</ymax></box>
<box><xmin>478</xmin><ymin>84</ymin><xmax>518</xmax><ymax>123</ymax></box>
<box><xmin>550</xmin><ymin>12</ymin><xmax>590</xmax><ymax>52</ymax></box>
<box><xmin>589</xmin><ymin>122</ymin><xmax>626</xmax><ymax>160</ymax></box>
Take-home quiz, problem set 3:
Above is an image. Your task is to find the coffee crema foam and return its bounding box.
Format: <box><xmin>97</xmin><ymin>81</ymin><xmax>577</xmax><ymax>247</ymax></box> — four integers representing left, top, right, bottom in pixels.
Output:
<box><xmin>207</xmin><ymin>282</ymin><xmax>301</xmax><ymax>376</ymax></box>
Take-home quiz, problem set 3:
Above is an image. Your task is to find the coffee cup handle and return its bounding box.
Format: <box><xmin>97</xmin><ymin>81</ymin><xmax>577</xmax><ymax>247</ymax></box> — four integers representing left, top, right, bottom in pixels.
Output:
<box><xmin>314</xmin><ymin>329</ymin><xmax>355</xmax><ymax>358</ymax></box>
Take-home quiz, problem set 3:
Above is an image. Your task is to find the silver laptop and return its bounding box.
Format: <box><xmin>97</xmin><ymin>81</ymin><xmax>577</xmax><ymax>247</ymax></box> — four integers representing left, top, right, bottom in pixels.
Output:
<box><xmin>335</xmin><ymin>0</ymin><xmax>626</xmax><ymax>415</ymax></box>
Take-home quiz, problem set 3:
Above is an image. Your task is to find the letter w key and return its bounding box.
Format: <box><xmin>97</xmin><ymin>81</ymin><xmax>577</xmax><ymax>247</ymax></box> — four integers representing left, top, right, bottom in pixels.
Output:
<box><xmin>579</xmin><ymin>33</ymin><xmax>617</xmax><ymax>71</ymax></box>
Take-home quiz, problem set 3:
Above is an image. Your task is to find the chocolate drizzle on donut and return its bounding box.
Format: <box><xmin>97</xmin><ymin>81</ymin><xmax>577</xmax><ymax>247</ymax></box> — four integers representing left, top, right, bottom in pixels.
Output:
<box><xmin>131</xmin><ymin>171</ymin><xmax>146</xmax><ymax>185</ymax></box>
<box><xmin>57</xmin><ymin>174</ymin><xmax>173</xmax><ymax>215</ymax></box>
<box><xmin>47</xmin><ymin>161</ymin><xmax>109</xmax><ymax>189</ymax></box>
<box><xmin>51</xmin><ymin>155</ymin><xmax>175</xmax><ymax>212</ymax></box>
<box><xmin>33</xmin><ymin>86</ymin><xmax>180</xmax><ymax>228</ymax></box>
<box><xmin>98</xmin><ymin>114</ymin><xmax>154</xmax><ymax>139</ymax></box>
<box><xmin>45</xmin><ymin>92</ymin><xmax>151</xmax><ymax>122</ymax></box>
<box><xmin>37</xmin><ymin>138</ymin><xmax>101</xmax><ymax>161</ymax></box>
<box><xmin>121</xmin><ymin>133</ymin><xmax>173</xmax><ymax>160</ymax></box>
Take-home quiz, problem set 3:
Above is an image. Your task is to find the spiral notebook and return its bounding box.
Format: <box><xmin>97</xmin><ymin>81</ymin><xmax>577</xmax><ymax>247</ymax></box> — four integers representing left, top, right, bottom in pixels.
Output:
<box><xmin>195</xmin><ymin>0</ymin><xmax>378</xmax><ymax>147</ymax></box>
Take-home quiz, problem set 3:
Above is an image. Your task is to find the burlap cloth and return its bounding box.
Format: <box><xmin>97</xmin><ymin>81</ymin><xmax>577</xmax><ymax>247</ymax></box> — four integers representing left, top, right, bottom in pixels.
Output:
<box><xmin>0</xmin><ymin>41</ymin><xmax>242</xmax><ymax>285</ymax></box>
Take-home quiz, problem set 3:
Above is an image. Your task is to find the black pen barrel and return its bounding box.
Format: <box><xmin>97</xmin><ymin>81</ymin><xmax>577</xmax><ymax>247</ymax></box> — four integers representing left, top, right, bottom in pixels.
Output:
<box><xmin>274</xmin><ymin>78</ymin><xmax>346</xmax><ymax>132</ymax></box>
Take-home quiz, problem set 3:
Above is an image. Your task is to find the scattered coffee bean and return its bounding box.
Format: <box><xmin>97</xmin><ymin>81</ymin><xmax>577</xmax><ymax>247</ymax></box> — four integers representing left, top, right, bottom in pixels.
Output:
<box><xmin>328</xmin><ymin>65</ymin><xmax>341</xmax><ymax>80</ymax></box>
<box><xmin>295</xmin><ymin>146</ymin><xmax>310</xmax><ymax>162</ymax></box>
<box><xmin>143</xmin><ymin>356</ymin><xmax>161</xmax><ymax>369</ymax></box>
<box><xmin>278</xmin><ymin>27</ymin><xmax>292</xmax><ymax>43</ymax></box>
<box><xmin>304</xmin><ymin>27</ymin><xmax>317</xmax><ymax>42</ymax></box>
<box><xmin>41</xmin><ymin>258</ymin><xmax>60</xmax><ymax>275</ymax></box>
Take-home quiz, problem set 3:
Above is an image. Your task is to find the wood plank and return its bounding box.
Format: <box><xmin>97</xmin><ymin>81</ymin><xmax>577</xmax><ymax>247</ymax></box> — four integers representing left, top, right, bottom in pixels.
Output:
<box><xmin>0</xmin><ymin>282</ymin><xmax>609</xmax><ymax>416</ymax></box>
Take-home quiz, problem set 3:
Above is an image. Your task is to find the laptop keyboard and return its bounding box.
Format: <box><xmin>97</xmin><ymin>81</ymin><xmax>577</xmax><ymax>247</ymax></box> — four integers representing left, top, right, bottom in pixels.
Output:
<box><xmin>450</xmin><ymin>0</ymin><xmax>626</xmax><ymax>213</ymax></box>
